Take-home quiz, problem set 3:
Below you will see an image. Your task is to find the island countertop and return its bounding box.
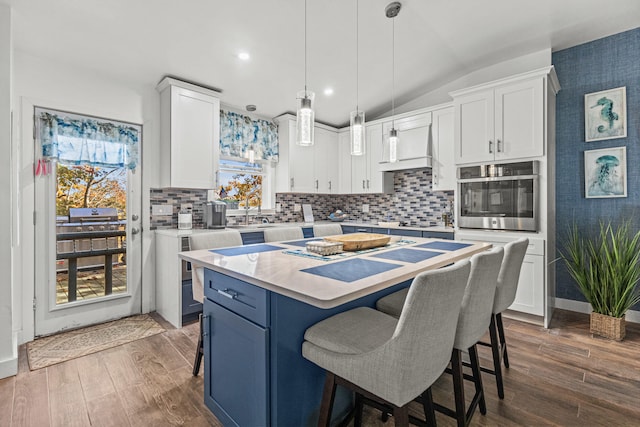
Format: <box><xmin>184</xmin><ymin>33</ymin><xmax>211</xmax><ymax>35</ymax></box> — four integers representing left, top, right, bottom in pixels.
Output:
<box><xmin>179</xmin><ymin>237</ymin><xmax>490</xmax><ymax>309</ymax></box>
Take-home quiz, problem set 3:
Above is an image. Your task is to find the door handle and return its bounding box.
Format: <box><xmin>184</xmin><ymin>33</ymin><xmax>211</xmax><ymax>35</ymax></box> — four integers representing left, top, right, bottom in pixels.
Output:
<box><xmin>497</xmin><ymin>139</ymin><xmax>502</xmax><ymax>153</ymax></box>
<box><xmin>131</xmin><ymin>227</ymin><xmax>140</xmax><ymax>235</ymax></box>
<box><xmin>315</xmin><ymin>179</ymin><xmax>318</xmax><ymax>190</ymax></box>
<box><xmin>489</xmin><ymin>140</ymin><xmax>494</xmax><ymax>154</ymax></box>
<box><xmin>290</xmin><ymin>178</ymin><xmax>294</xmax><ymax>189</ymax></box>
<box><xmin>366</xmin><ymin>179</ymin><xmax>370</xmax><ymax>189</ymax></box>
<box><xmin>362</xmin><ymin>180</ymin><xmax>365</xmax><ymax>190</ymax></box>
<box><xmin>217</xmin><ymin>289</ymin><xmax>237</xmax><ymax>299</ymax></box>
<box><xmin>328</xmin><ymin>181</ymin><xmax>332</xmax><ymax>191</ymax></box>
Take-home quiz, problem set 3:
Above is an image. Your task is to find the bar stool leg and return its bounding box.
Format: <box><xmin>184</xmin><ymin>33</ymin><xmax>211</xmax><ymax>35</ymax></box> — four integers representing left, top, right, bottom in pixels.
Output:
<box><xmin>489</xmin><ymin>314</ymin><xmax>505</xmax><ymax>399</ymax></box>
<box><xmin>496</xmin><ymin>313</ymin><xmax>509</xmax><ymax>368</ymax></box>
<box><xmin>354</xmin><ymin>393</ymin><xmax>363</xmax><ymax>427</ymax></box>
<box><xmin>469</xmin><ymin>344</ymin><xmax>486</xmax><ymax>416</ymax></box>
<box><xmin>393</xmin><ymin>405</ymin><xmax>409</xmax><ymax>427</ymax></box>
<box><xmin>192</xmin><ymin>313</ymin><xmax>204</xmax><ymax>376</ymax></box>
<box><xmin>318</xmin><ymin>372</ymin><xmax>337</xmax><ymax>427</ymax></box>
<box><xmin>421</xmin><ymin>388</ymin><xmax>437</xmax><ymax>426</ymax></box>
<box><xmin>451</xmin><ymin>349</ymin><xmax>466</xmax><ymax>427</ymax></box>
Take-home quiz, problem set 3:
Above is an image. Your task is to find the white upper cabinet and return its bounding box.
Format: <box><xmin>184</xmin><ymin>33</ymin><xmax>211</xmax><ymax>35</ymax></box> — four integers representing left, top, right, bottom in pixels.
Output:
<box><xmin>452</xmin><ymin>68</ymin><xmax>553</xmax><ymax>165</ymax></box>
<box><xmin>431</xmin><ymin>106</ymin><xmax>456</xmax><ymax>191</ymax></box>
<box><xmin>157</xmin><ymin>77</ymin><xmax>220</xmax><ymax>189</ymax></box>
<box><xmin>351</xmin><ymin>123</ymin><xmax>392</xmax><ymax>194</ymax></box>
<box><xmin>274</xmin><ymin>114</ymin><xmax>339</xmax><ymax>193</ymax></box>
<box><xmin>380</xmin><ymin>112</ymin><xmax>432</xmax><ymax>171</ymax></box>
<box><xmin>337</xmin><ymin>130</ymin><xmax>352</xmax><ymax>193</ymax></box>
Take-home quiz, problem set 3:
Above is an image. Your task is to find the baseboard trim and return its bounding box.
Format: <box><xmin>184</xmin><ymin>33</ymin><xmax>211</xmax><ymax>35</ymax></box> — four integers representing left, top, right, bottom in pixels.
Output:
<box><xmin>0</xmin><ymin>332</ymin><xmax>18</xmax><ymax>379</ymax></box>
<box><xmin>554</xmin><ymin>298</ymin><xmax>640</xmax><ymax>324</ymax></box>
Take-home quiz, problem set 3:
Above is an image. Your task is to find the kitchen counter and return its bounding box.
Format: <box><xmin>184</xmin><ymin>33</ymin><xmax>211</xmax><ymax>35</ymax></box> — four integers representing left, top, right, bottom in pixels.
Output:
<box><xmin>340</xmin><ymin>220</ymin><xmax>454</xmax><ymax>234</ymax></box>
<box><xmin>179</xmin><ymin>236</ymin><xmax>487</xmax><ymax>308</ymax></box>
<box><xmin>181</xmin><ymin>236</ymin><xmax>490</xmax><ymax>426</ymax></box>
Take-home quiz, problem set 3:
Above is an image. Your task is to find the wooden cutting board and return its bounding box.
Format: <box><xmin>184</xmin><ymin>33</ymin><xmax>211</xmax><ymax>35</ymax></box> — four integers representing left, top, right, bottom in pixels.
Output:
<box><xmin>324</xmin><ymin>233</ymin><xmax>391</xmax><ymax>251</ymax></box>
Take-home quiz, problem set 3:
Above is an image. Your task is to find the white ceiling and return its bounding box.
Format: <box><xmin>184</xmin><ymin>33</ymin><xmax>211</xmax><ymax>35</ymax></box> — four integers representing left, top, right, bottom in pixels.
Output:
<box><xmin>5</xmin><ymin>0</ymin><xmax>640</xmax><ymax>127</ymax></box>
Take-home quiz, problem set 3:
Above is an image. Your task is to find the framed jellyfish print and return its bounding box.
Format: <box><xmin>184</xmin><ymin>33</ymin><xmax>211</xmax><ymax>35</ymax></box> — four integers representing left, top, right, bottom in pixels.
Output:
<box><xmin>585</xmin><ymin>87</ymin><xmax>627</xmax><ymax>142</ymax></box>
<box><xmin>584</xmin><ymin>146</ymin><xmax>627</xmax><ymax>198</ymax></box>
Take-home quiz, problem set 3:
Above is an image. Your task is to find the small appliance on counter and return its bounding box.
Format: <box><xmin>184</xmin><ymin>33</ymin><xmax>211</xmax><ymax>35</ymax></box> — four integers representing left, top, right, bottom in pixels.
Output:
<box><xmin>178</xmin><ymin>204</ymin><xmax>192</xmax><ymax>230</ymax></box>
<box><xmin>204</xmin><ymin>200</ymin><xmax>227</xmax><ymax>229</ymax></box>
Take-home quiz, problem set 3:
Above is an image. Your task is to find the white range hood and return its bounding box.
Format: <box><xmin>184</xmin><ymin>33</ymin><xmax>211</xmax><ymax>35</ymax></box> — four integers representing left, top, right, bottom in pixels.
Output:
<box><xmin>379</xmin><ymin>112</ymin><xmax>432</xmax><ymax>172</ymax></box>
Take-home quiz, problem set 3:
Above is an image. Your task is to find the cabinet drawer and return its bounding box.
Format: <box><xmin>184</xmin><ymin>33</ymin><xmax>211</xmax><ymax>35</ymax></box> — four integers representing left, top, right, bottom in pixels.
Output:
<box><xmin>204</xmin><ymin>269</ymin><xmax>269</xmax><ymax>327</ymax></box>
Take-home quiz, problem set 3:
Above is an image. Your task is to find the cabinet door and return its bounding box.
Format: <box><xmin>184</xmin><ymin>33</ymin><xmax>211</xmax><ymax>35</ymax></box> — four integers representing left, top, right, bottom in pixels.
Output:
<box><xmin>204</xmin><ymin>299</ymin><xmax>269</xmax><ymax>427</ymax></box>
<box><xmin>337</xmin><ymin>131</ymin><xmax>351</xmax><ymax>193</ymax></box>
<box><xmin>367</xmin><ymin>123</ymin><xmax>384</xmax><ymax>193</ymax></box>
<box><xmin>351</xmin><ymin>138</ymin><xmax>368</xmax><ymax>194</ymax></box>
<box><xmin>509</xmin><ymin>254</ymin><xmax>544</xmax><ymax>316</ymax></box>
<box><xmin>314</xmin><ymin>127</ymin><xmax>338</xmax><ymax>193</ymax></box>
<box><xmin>432</xmin><ymin>107</ymin><xmax>456</xmax><ymax>191</ymax></box>
<box><xmin>454</xmin><ymin>90</ymin><xmax>495</xmax><ymax>164</ymax></box>
<box><xmin>289</xmin><ymin>130</ymin><xmax>316</xmax><ymax>192</ymax></box>
<box><xmin>494</xmin><ymin>78</ymin><xmax>544</xmax><ymax>160</ymax></box>
<box><xmin>169</xmin><ymin>86</ymin><xmax>219</xmax><ymax>188</ymax></box>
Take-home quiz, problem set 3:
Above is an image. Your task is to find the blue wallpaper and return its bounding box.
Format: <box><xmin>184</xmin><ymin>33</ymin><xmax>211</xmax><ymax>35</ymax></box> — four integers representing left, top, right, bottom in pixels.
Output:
<box><xmin>553</xmin><ymin>27</ymin><xmax>640</xmax><ymax>304</ymax></box>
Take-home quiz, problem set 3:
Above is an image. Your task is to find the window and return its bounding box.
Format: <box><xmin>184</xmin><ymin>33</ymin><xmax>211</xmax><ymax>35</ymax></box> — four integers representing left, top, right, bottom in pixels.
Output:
<box><xmin>218</xmin><ymin>158</ymin><xmax>274</xmax><ymax>211</ymax></box>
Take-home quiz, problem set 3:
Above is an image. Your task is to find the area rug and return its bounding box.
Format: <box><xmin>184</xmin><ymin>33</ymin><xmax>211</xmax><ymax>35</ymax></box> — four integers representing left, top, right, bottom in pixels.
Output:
<box><xmin>27</xmin><ymin>314</ymin><xmax>165</xmax><ymax>370</ymax></box>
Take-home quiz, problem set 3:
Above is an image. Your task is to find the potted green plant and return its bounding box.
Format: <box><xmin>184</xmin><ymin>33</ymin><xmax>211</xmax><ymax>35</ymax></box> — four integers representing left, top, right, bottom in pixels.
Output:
<box><xmin>560</xmin><ymin>220</ymin><xmax>640</xmax><ymax>340</ymax></box>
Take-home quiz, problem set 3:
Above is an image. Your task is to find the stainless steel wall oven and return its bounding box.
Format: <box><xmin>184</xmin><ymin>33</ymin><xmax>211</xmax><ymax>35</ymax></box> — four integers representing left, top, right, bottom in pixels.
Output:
<box><xmin>458</xmin><ymin>161</ymin><xmax>538</xmax><ymax>231</ymax></box>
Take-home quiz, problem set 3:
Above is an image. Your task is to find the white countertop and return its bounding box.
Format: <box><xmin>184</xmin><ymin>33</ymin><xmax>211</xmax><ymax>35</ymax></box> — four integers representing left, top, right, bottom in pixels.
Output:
<box><xmin>179</xmin><ymin>237</ymin><xmax>489</xmax><ymax>309</ymax></box>
<box><xmin>155</xmin><ymin>221</ymin><xmax>454</xmax><ymax>237</ymax></box>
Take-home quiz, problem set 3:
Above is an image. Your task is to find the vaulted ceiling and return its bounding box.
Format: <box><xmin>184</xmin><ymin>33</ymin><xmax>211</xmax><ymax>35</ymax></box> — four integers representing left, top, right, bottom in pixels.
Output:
<box><xmin>5</xmin><ymin>0</ymin><xmax>640</xmax><ymax>126</ymax></box>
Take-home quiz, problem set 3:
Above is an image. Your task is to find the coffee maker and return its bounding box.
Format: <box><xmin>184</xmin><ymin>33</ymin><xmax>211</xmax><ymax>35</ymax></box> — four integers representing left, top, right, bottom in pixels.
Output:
<box><xmin>204</xmin><ymin>201</ymin><xmax>227</xmax><ymax>229</ymax></box>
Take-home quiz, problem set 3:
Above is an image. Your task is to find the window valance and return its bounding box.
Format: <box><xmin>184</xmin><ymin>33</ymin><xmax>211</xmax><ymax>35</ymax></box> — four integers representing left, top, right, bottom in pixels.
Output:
<box><xmin>38</xmin><ymin>109</ymin><xmax>141</xmax><ymax>170</ymax></box>
<box><xmin>220</xmin><ymin>110</ymin><xmax>278</xmax><ymax>162</ymax></box>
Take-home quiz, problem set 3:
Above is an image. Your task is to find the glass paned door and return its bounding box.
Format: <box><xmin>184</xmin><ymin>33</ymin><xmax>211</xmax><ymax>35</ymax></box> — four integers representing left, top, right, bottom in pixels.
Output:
<box><xmin>34</xmin><ymin>107</ymin><xmax>143</xmax><ymax>337</ymax></box>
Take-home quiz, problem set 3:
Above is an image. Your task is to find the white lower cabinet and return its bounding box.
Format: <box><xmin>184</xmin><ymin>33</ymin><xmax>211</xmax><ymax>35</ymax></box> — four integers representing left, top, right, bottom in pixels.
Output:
<box><xmin>456</xmin><ymin>230</ymin><xmax>546</xmax><ymax>320</ymax></box>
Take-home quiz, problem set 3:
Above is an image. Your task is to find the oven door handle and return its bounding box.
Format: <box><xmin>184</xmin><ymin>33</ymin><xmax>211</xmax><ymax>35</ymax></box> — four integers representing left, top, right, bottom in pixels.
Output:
<box><xmin>458</xmin><ymin>175</ymin><xmax>538</xmax><ymax>183</ymax></box>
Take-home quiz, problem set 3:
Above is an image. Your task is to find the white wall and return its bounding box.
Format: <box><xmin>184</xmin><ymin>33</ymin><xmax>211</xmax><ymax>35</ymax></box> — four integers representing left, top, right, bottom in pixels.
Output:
<box><xmin>12</xmin><ymin>50</ymin><xmax>161</xmax><ymax>344</ymax></box>
<box><xmin>0</xmin><ymin>4</ymin><xmax>17</xmax><ymax>379</ymax></box>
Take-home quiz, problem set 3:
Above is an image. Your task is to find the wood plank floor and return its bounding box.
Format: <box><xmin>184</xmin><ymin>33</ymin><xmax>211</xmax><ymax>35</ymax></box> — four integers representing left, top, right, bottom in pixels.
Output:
<box><xmin>1</xmin><ymin>309</ymin><xmax>639</xmax><ymax>426</ymax></box>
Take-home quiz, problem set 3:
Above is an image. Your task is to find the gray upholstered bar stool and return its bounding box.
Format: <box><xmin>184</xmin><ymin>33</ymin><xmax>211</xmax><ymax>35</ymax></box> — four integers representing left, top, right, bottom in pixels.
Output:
<box><xmin>479</xmin><ymin>237</ymin><xmax>528</xmax><ymax>399</ymax></box>
<box><xmin>376</xmin><ymin>246</ymin><xmax>504</xmax><ymax>427</ymax></box>
<box><xmin>263</xmin><ymin>226</ymin><xmax>303</xmax><ymax>242</ymax></box>
<box><xmin>189</xmin><ymin>230</ymin><xmax>243</xmax><ymax>376</ymax></box>
<box><xmin>312</xmin><ymin>223</ymin><xmax>343</xmax><ymax>237</ymax></box>
<box><xmin>303</xmin><ymin>260</ymin><xmax>472</xmax><ymax>427</ymax></box>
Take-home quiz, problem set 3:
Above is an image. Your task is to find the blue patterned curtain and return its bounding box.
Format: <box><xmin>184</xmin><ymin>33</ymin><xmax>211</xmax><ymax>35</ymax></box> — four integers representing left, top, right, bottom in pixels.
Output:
<box><xmin>38</xmin><ymin>111</ymin><xmax>141</xmax><ymax>170</ymax></box>
<box><xmin>219</xmin><ymin>110</ymin><xmax>278</xmax><ymax>162</ymax></box>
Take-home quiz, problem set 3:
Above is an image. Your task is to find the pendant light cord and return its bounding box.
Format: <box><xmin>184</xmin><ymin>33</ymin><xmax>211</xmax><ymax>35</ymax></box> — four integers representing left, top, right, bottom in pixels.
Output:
<box><xmin>391</xmin><ymin>16</ymin><xmax>395</xmax><ymax>128</ymax></box>
<box><xmin>356</xmin><ymin>0</ymin><xmax>359</xmax><ymax>112</ymax></box>
<box><xmin>304</xmin><ymin>0</ymin><xmax>308</xmax><ymax>94</ymax></box>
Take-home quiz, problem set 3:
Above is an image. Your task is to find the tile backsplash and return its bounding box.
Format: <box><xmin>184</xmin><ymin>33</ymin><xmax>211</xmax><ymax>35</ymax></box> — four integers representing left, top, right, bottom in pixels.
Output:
<box><xmin>150</xmin><ymin>169</ymin><xmax>453</xmax><ymax>229</ymax></box>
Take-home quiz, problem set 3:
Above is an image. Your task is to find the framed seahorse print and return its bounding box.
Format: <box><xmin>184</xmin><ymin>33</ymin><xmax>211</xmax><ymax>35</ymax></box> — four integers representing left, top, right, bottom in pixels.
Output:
<box><xmin>585</xmin><ymin>86</ymin><xmax>627</xmax><ymax>142</ymax></box>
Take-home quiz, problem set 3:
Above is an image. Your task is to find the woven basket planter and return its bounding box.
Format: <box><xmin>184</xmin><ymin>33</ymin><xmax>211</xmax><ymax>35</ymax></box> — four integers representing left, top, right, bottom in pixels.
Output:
<box><xmin>590</xmin><ymin>312</ymin><xmax>625</xmax><ymax>341</ymax></box>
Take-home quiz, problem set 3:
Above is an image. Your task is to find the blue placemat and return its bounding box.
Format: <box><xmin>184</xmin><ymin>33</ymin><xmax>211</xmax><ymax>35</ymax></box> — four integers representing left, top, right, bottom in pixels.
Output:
<box><xmin>370</xmin><ymin>248</ymin><xmax>442</xmax><ymax>263</ymax></box>
<box><xmin>283</xmin><ymin>239</ymin><xmax>416</xmax><ymax>261</ymax></box>
<box><xmin>300</xmin><ymin>258</ymin><xmax>401</xmax><ymax>283</ymax></box>
<box><xmin>415</xmin><ymin>241</ymin><xmax>472</xmax><ymax>251</ymax></box>
<box><xmin>283</xmin><ymin>239</ymin><xmax>323</xmax><ymax>247</ymax></box>
<box><xmin>211</xmin><ymin>244</ymin><xmax>282</xmax><ymax>256</ymax></box>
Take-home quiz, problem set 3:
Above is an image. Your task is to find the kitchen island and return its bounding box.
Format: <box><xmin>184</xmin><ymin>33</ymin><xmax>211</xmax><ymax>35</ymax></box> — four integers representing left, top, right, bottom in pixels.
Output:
<box><xmin>179</xmin><ymin>237</ymin><xmax>489</xmax><ymax>426</ymax></box>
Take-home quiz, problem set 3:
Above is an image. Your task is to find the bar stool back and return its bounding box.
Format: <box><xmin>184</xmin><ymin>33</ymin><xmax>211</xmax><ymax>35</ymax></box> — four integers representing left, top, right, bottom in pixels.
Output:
<box><xmin>312</xmin><ymin>223</ymin><xmax>344</xmax><ymax>237</ymax></box>
<box><xmin>263</xmin><ymin>226</ymin><xmax>303</xmax><ymax>242</ymax></box>
<box><xmin>189</xmin><ymin>230</ymin><xmax>243</xmax><ymax>376</ymax></box>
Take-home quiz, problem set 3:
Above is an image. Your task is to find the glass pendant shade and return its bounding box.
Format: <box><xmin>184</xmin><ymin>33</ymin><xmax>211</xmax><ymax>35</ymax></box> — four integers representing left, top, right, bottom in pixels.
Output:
<box><xmin>247</xmin><ymin>147</ymin><xmax>255</xmax><ymax>164</ymax></box>
<box><xmin>389</xmin><ymin>128</ymin><xmax>398</xmax><ymax>163</ymax></box>
<box><xmin>350</xmin><ymin>110</ymin><xmax>366</xmax><ymax>156</ymax></box>
<box><xmin>296</xmin><ymin>90</ymin><xmax>315</xmax><ymax>146</ymax></box>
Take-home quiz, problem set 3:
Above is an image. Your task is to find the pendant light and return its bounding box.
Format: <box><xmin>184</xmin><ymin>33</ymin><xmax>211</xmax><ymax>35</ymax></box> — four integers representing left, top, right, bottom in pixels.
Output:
<box><xmin>350</xmin><ymin>0</ymin><xmax>365</xmax><ymax>156</ymax></box>
<box><xmin>386</xmin><ymin>2</ymin><xmax>401</xmax><ymax>163</ymax></box>
<box><xmin>296</xmin><ymin>0</ymin><xmax>315</xmax><ymax>146</ymax></box>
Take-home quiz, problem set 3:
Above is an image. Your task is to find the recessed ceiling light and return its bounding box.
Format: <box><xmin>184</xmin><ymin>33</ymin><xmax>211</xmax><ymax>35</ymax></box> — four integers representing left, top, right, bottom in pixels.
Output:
<box><xmin>238</xmin><ymin>52</ymin><xmax>250</xmax><ymax>61</ymax></box>
<box><xmin>324</xmin><ymin>88</ymin><xmax>334</xmax><ymax>96</ymax></box>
